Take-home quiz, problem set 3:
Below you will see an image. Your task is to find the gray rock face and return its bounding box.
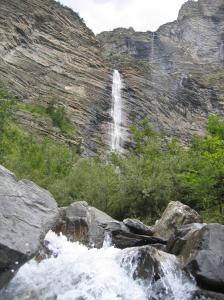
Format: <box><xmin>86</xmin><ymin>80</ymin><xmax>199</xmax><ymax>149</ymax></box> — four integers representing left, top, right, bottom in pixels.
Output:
<box><xmin>168</xmin><ymin>223</ymin><xmax>224</xmax><ymax>293</ymax></box>
<box><xmin>0</xmin><ymin>0</ymin><xmax>224</xmax><ymax>154</ymax></box>
<box><xmin>98</xmin><ymin>0</ymin><xmax>224</xmax><ymax>147</ymax></box>
<box><xmin>192</xmin><ymin>289</ymin><xmax>224</xmax><ymax>300</ymax></box>
<box><xmin>110</xmin><ymin>229</ymin><xmax>166</xmax><ymax>249</ymax></box>
<box><xmin>167</xmin><ymin>223</ymin><xmax>206</xmax><ymax>256</ymax></box>
<box><xmin>0</xmin><ymin>0</ymin><xmax>110</xmax><ymax>154</ymax></box>
<box><xmin>54</xmin><ymin>201</ymin><xmax>115</xmax><ymax>248</ymax></box>
<box><xmin>153</xmin><ymin>201</ymin><xmax>202</xmax><ymax>240</ymax></box>
<box><xmin>0</xmin><ymin>165</ymin><xmax>59</xmax><ymax>288</ymax></box>
<box><xmin>123</xmin><ymin>218</ymin><xmax>154</xmax><ymax>235</ymax></box>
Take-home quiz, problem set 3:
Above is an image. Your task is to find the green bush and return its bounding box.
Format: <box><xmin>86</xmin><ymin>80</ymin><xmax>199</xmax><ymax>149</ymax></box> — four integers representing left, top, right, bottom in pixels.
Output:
<box><xmin>47</xmin><ymin>101</ymin><xmax>74</xmax><ymax>134</ymax></box>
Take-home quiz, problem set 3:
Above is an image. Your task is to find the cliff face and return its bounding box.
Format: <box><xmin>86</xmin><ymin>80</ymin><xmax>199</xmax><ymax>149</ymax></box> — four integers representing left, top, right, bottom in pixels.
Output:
<box><xmin>0</xmin><ymin>0</ymin><xmax>223</xmax><ymax>153</ymax></box>
<box><xmin>0</xmin><ymin>0</ymin><xmax>111</xmax><ymax>154</ymax></box>
<box><xmin>98</xmin><ymin>0</ymin><xmax>224</xmax><ymax>144</ymax></box>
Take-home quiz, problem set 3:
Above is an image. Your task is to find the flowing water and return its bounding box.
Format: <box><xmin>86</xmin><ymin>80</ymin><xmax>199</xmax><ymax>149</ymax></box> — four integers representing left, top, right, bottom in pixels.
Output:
<box><xmin>0</xmin><ymin>231</ymin><xmax>196</xmax><ymax>300</ymax></box>
<box><xmin>220</xmin><ymin>42</ymin><xmax>224</xmax><ymax>62</ymax></box>
<box><xmin>150</xmin><ymin>32</ymin><xmax>155</xmax><ymax>63</ymax></box>
<box><xmin>111</xmin><ymin>70</ymin><xmax>123</xmax><ymax>152</ymax></box>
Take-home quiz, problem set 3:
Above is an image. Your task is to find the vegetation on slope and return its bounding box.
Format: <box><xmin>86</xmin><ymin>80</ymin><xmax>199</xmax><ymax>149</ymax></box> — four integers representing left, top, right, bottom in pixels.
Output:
<box><xmin>0</xmin><ymin>86</ymin><xmax>223</xmax><ymax>224</ymax></box>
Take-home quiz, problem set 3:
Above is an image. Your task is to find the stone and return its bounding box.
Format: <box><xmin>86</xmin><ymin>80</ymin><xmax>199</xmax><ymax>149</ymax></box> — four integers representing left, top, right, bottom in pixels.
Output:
<box><xmin>167</xmin><ymin>223</ymin><xmax>206</xmax><ymax>256</ymax></box>
<box><xmin>110</xmin><ymin>230</ymin><xmax>167</xmax><ymax>249</ymax></box>
<box><xmin>0</xmin><ymin>165</ymin><xmax>59</xmax><ymax>288</ymax></box>
<box><xmin>191</xmin><ymin>289</ymin><xmax>224</xmax><ymax>300</ymax></box>
<box><xmin>153</xmin><ymin>201</ymin><xmax>202</xmax><ymax>240</ymax></box>
<box><xmin>54</xmin><ymin>202</ymin><xmax>90</xmax><ymax>245</ymax></box>
<box><xmin>54</xmin><ymin>201</ymin><xmax>166</xmax><ymax>249</ymax></box>
<box><xmin>123</xmin><ymin>218</ymin><xmax>154</xmax><ymax>235</ymax></box>
<box><xmin>168</xmin><ymin>223</ymin><xmax>224</xmax><ymax>293</ymax></box>
<box><xmin>54</xmin><ymin>201</ymin><xmax>115</xmax><ymax>248</ymax></box>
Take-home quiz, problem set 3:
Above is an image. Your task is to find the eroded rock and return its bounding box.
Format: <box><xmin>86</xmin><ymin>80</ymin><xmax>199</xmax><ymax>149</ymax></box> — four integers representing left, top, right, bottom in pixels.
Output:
<box><xmin>153</xmin><ymin>201</ymin><xmax>202</xmax><ymax>240</ymax></box>
<box><xmin>0</xmin><ymin>165</ymin><xmax>59</xmax><ymax>288</ymax></box>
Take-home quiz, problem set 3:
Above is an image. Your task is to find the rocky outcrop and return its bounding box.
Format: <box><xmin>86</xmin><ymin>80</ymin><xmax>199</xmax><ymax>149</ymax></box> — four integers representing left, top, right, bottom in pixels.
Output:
<box><xmin>0</xmin><ymin>0</ymin><xmax>224</xmax><ymax>154</ymax></box>
<box><xmin>153</xmin><ymin>201</ymin><xmax>202</xmax><ymax>240</ymax></box>
<box><xmin>0</xmin><ymin>165</ymin><xmax>59</xmax><ymax>288</ymax></box>
<box><xmin>168</xmin><ymin>223</ymin><xmax>224</xmax><ymax>293</ymax></box>
<box><xmin>98</xmin><ymin>0</ymin><xmax>224</xmax><ymax>146</ymax></box>
<box><xmin>0</xmin><ymin>0</ymin><xmax>111</xmax><ymax>154</ymax></box>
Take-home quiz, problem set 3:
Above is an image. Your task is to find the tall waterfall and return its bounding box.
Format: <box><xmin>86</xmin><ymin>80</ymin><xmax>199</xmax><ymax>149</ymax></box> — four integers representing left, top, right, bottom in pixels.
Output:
<box><xmin>0</xmin><ymin>231</ymin><xmax>196</xmax><ymax>300</ymax></box>
<box><xmin>150</xmin><ymin>32</ymin><xmax>155</xmax><ymax>63</ymax></box>
<box><xmin>111</xmin><ymin>70</ymin><xmax>123</xmax><ymax>152</ymax></box>
<box><xmin>220</xmin><ymin>41</ymin><xmax>224</xmax><ymax>62</ymax></box>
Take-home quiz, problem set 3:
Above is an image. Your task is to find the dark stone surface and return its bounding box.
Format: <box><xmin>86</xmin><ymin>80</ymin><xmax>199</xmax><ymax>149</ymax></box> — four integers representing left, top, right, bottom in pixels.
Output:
<box><xmin>123</xmin><ymin>218</ymin><xmax>154</xmax><ymax>235</ymax></box>
<box><xmin>191</xmin><ymin>289</ymin><xmax>224</xmax><ymax>300</ymax></box>
<box><xmin>0</xmin><ymin>165</ymin><xmax>59</xmax><ymax>288</ymax></box>
<box><xmin>111</xmin><ymin>230</ymin><xmax>167</xmax><ymax>249</ymax></box>
<box><xmin>168</xmin><ymin>223</ymin><xmax>224</xmax><ymax>294</ymax></box>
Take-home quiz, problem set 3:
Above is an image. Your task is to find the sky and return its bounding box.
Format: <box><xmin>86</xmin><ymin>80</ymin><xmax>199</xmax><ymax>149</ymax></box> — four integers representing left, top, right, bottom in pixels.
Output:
<box><xmin>58</xmin><ymin>0</ymin><xmax>188</xmax><ymax>34</ymax></box>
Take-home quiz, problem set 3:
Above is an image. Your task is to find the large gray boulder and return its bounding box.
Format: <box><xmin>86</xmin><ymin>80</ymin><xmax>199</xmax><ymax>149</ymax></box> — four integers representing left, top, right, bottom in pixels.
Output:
<box><xmin>168</xmin><ymin>223</ymin><xmax>224</xmax><ymax>293</ymax></box>
<box><xmin>0</xmin><ymin>165</ymin><xmax>59</xmax><ymax>288</ymax></box>
<box><xmin>54</xmin><ymin>201</ymin><xmax>115</xmax><ymax>248</ymax></box>
<box><xmin>153</xmin><ymin>201</ymin><xmax>202</xmax><ymax>240</ymax></box>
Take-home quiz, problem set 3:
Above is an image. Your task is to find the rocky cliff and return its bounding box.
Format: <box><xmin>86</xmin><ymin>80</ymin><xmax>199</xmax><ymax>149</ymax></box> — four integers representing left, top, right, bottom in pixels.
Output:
<box><xmin>0</xmin><ymin>0</ymin><xmax>223</xmax><ymax>153</ymax></box>
<box><xmin>0</xmin><ymin>0</ymin><xmax>111</xmax><ymax>154</ymax></box>
<box><xmin>98</xmin><ymin>0</ymin><xmax>224</xmax><ymax>144</ymax></box>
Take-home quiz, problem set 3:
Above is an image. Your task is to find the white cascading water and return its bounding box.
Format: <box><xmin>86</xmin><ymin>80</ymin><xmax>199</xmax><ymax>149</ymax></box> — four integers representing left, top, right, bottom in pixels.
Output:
<box><xmin>0</xmin><ymin>231</ymin><xmax>196</xmax><ymax>300</ymax></box>
<box><xmin>150</xmin><ymin>32</ymin><xmax>155</xmax><ymax>63</ymax></box>
<box><xmin>220</xmin><ymin>41</ymin><xmax>224</xmax><ymax>61</ymax></box>
<box><xmin>111</xmin><ymin>70</ymin><xmax>123</xmax><ymax>152</ymax></box>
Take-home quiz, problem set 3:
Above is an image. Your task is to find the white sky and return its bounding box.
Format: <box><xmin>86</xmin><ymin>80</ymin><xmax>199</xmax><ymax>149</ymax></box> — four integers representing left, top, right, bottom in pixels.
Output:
<box><xmin>58</xmin><ymin>0</ymin><xmax>188</xmax><ymax>34</ymax></box>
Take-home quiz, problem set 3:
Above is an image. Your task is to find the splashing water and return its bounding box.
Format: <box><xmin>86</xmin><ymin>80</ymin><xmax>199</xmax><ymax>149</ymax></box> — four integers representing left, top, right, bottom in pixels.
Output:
<box><xmin>0</xmin><ymin>231</ymin><xmax>196</xmax><ymax>300</ymax></box>
<box><xmin>111</xmin><ymin>70</ymin><xmax>123</xmax><ymax>152</ymax></box>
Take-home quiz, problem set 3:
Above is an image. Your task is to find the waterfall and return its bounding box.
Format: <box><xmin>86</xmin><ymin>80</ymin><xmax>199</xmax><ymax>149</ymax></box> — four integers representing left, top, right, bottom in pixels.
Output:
<box><xmin>150</xmin><ymin>32</ymin><xmax>155</xmax><ymax>63</ymax></box>
<box><xmin>0</xmin><ymin>231</ymin><xmax>196</xmax><ymax>300</ymax></box>
<box><xmin>111</xmin><ymin>70</ymin><xmax>123</xmax><ymax>152</ymax></box>
<box><xmin>220</xmin><ymin>42</ymin><xmax>224</xmax><ymax>62</ymax></box>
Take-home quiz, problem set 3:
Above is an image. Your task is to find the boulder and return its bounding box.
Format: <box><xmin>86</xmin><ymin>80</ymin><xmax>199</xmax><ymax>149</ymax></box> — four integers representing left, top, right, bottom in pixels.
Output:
<box><xmin>153</xmin><ymin>201</ymin><xmax>202</xmax><ymax>240</ymax></box>
<box><xmin>0</xmin><ymin>165</ymin><xmax>59</xmax><ymax>288</ymax></box>
<box><xmin>123</xmin><ymin>218</ymin><xmax>154</xmax><ymax>235</ymax></box>
<box><xmin>54</xmin><ymin>201</ymin><xmax>115</xmax><ymax>248</ymax></box>
<box><xmin>110</xmin><ymin>229</ymin><xmax>167</xmax><ymax>249</ymax></box>
<box><xmin>54</xmin><ymin>201</ymin><xmax>90</xmax><ymax>245</ymax></box>
<box><xmin>168</xmin><ymin>223</ymin><xmax>224</xmax><ymax>293</ymax></box>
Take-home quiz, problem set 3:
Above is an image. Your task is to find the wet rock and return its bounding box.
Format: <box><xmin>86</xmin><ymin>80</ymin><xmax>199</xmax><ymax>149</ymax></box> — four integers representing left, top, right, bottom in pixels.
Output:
<box><xmin>54</xmin><ymin>202</ymin><xmax>90</xmax><ymax>245</ymax></box>
<box><xmin>54</xmin><ymin>201</ymin><xmax>115</xmax><ymax>248</ymax></box>
<box><xmin>0</xmin><ymin>165</ymin><xmax>59</xmax><ymax>288</ymax></box>
<box><xmin>54</xmin><ymin>201</ymin><xmax>166</xmax><ymax>249</ymax></box>
<box><xmin>111</xmin><ymin>230</ymin><xmax>167</xmax><ymax>249</ymax></box>
<box><xmin>169</xmin><ymin>223</ymin><xmax>224</xmax><ymax>293</ymax></box>
<box><xmin>167</xmin><ymin>223</ymin><xmax>206</xmax><ymax>256</ymax></box>
<box><xmin>192</xmin><ymin>289</ymin><xmax>224</xmax><ymax>300</ymax></box>
<box><xmin>123</xmin><ymin>218</ymin><xmax>154</xmax><ymax>235</ymax></box>
<box><xmin>153</xmin><ymin>201</ymin><xmax>202</xmax><ymax>240</ymax></box>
